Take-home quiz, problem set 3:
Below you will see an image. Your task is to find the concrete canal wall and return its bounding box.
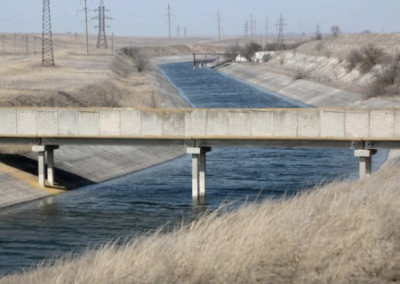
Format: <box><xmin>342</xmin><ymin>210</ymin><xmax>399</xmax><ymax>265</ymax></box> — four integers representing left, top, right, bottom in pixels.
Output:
<box><xmin>0</xmin><ymin>58</ymin><xmax>190</xmax><ymax>209</ymax></box>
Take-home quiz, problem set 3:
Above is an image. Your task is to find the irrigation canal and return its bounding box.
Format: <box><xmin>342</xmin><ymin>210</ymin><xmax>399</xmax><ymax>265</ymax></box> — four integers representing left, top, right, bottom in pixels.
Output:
<box><xmin>0</xmin><ymin>62</ymin><xmax>386</xmax><ymax>275</ymax></box>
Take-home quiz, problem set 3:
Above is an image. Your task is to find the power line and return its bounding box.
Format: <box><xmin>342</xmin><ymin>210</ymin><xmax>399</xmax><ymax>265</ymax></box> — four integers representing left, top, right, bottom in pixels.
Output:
<box><xmin>42</xmin><ymin>0</ymin><xmax>55</xmax><ymax>66</ymax></box>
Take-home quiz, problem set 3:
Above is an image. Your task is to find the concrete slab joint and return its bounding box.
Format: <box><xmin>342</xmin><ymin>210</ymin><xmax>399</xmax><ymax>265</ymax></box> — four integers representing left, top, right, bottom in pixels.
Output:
<box><xmin>187</xmin><ymin>147</ymin><xmax>212</xmax><ymax>199</ymax></box>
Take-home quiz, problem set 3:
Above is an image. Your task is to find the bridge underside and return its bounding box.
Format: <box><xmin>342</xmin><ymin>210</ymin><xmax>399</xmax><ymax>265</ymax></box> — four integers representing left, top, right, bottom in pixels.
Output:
<box><xmin>0</xmin><ymin>137</ymin><xmax>382</xmax><ymax>199</ymax></box>
<box><xmin>0</xmin><ymin>137</ymin><xmax>399</xmax><ymax>150</ymax></box>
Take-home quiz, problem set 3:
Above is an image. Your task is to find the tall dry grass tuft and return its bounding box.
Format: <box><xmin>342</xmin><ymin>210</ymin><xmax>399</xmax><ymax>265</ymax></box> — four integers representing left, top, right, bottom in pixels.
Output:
<box><xmin>2</xmin><ymin>164</ymin><xmax>400</xmax><ymax>283</ymax></box>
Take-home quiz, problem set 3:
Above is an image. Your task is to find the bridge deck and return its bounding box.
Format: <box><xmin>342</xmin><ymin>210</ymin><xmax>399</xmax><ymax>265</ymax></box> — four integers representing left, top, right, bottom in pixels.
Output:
<box><xmin>0</xmin><ymin>108</ymin><xmax>399</xmax><ymax>149</ymax></box>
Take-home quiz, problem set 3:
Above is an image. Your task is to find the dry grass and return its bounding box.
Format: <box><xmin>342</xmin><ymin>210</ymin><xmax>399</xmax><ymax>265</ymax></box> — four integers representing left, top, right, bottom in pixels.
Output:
<box><xmin>2</xmin><ymin>165</ymin><xmax>400</xmax><ymax>283</ymax></box>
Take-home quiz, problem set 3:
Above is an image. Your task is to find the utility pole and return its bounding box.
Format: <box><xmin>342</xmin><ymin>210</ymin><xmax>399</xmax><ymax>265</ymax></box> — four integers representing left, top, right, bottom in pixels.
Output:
<box><xmin>14</xmin><ymin>33</ymin><xmax>16</xmax><ymax>58</ymax></box>
<box><xmin>25</xmin><ymin>35</ymin><xmax>29</xmax><ymax>56</ymax></box>
<box><xmin>42</xmin><ymin>0</ymin><xmax>55</xmax><ymax>66</ymax></box>
<box><xmin>167</xmin><ymin>4</ymin><xmax>171</xmax><ymax>45</ymax></box>
<box><xmin>111</xmin><ymin>32</ymin><xmax>114</xmax><ymax>55</ymax></box>
<box><xmin>20</xmin><ymin>35</ymin><xmax>24</xmax><ymax>56</ymax></box>
<box><xmin>316</xmin><ymin>23</ymin><xmax>321</xmax><ymax>39</ymax></box>
<box><xmin>217</xmin><ymin>11</ymin><xmax>221</xmax><ymax>43</ymax></box>
<box><xmin>2</xmin><ymin>34</ymin><xmax>5</xmax><ymax>58</ymax></box>
<box><xmin>254</xmin><ymin>18</ymin><xmax>257</xmax><ymax>41</ymax></box>
<box><xmin>250</xmin><ymin>14</ymin><xmax>253</xmax><ymax>41</ymax></box>
<box><xmin>84</xmin><ymin>0</ymin><xmax>89</xmax><ymax>55</ymax></box>
<box><xmin>94</xmin><ymin>0</ymin><xmax>112</xmax><ymax>49</ymax></box>
<box><xmin>265</xmin><ymin>17</ymin><xmax>268</xmax><ymax>42</ymax></box>
<box><xmin>34</xmin><ymin>36</ymin><xmax>37</xmax><ymax>57</ymax></box>
<box><xmin>184</xmin><ymin>26</ymin><xmax>187</xmax><ymax>38</ymax></box>
<box><xmin>276</xmin><ymin>13</ymin><xmax>286</xmax><ymax>50</ymax></box>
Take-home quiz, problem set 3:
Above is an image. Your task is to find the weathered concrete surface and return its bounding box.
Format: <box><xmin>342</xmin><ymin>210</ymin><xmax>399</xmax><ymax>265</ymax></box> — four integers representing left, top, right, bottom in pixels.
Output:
<box><xmin>219</xmin><ymin>63</ymin><xmax>400</xmax><ymax>168</ymax></box>
<box><xmin>0</xmin><ymin>58</ymin><xmax>190</xmax><ymax>210</ymax></box>
<box><xmin>220</xmin><ymin>63</ymin><xmax>400</xmax><ymax>108</ymax></box>
<box><xmin>2</xmin><ymin>108</ymin><xmax>400</xmax><ymax>141</ymax></box>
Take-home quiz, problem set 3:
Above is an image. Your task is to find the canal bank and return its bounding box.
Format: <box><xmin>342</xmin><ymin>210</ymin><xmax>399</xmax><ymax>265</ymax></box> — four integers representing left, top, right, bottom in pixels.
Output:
<box><xmin>218</xmin><ymin>62</ymin><xmax>400</xmax><ymax>166</ymax></box>
<box><xmin>0</xmin><ymin>56</ymin><xmax>193</xmax><ymax>210</ymax></box>
<box><xmin>219</xmin><ymin>63</ymin><xmax>400</xmax><ymax>108</ymax></box>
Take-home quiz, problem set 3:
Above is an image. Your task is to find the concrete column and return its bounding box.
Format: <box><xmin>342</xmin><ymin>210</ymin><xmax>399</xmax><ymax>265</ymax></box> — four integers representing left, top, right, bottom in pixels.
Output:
<box><xmin>199</xmin><ymin>151</ymin><xmax>206</xmax><ymax>197</ymax></box>
<box><xmin>192</xmin><ymin>154</ymin><xmax>199</xmax><ymax>198</ymax></box>
<box><xmin>45</xmin><ymin>146</ymin><xmax>59</xmax><ymax>187</ymax></box>
<box><xmin>47</xmin><ymin>148</ymin><xmax>54</xmax><ymax>186</ymax></box>
<box><xmin>187</xmin><ymin>147</ymin><xmax>212</xmax><ymax>199</ymax></box>
<box><xmin>355</xmin><ymin>149</ymin><xmax>377</xmax><ymax>180</ymax></box>
<box><xmin>32</xmin><ymin>145</ymin><xmax>46</xmax><ymax>187</ymax></box>
<box><xmin>199</xmin><ymin>147</ymin><xmax>212</xmax><ymax>197</ymax></box>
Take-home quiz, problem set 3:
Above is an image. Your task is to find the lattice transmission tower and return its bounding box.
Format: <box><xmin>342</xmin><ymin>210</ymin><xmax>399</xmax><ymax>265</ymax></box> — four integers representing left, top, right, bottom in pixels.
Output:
<box><xmin>42</xmin><ymin>0</ymin><xmax>55</xmax><ymax>66</ymax></box>
<box><xmin>244</xmin><ymin>20</ymin><xmax>249</xmax><ymax>38</ymax></box>
<box><xmin>276</xmin><ymin>13</ymin><xmax>286</xmax><ymax>50</ymax></box>
<box><xmin>94</xmin><ymin>0</ymin><xmax>112</xmax><ymax>49</ymax></box>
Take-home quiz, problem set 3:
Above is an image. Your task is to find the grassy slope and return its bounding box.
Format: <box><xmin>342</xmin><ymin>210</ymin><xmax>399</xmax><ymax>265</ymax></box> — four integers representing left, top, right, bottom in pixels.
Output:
<box><xmin>2</xmin><ymin>163</ymin><xmax>400</xmax><ymax>284</ymax></box>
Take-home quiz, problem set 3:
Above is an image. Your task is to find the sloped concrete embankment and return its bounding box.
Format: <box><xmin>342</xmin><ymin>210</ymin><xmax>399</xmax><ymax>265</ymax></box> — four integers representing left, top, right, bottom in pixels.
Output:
<box><xmin>0</xmin><ymin>58</ymin><xmax>190</xmax><ymax>210</ymax></box>
<box><xmin>219</xmin><ymin>63</ymin><xmax>400</xmax><ymax>167</ymax></box>
<box><xmin>220</xmin><ymin>63</ymin><xmax>400</xmax><ymax>108</ymax></box>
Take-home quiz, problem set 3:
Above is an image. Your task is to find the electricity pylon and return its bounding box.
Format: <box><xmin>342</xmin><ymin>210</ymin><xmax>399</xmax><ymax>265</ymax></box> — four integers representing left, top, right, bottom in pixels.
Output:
<box><xmin>42</xmin><ymin>0</ymin><xmax>55</xmax><ymax>66</ymax></box>
<box><xmin>244</xmin><ymin>20</ymin><xmax>249</xmax><ymax>38</ymax></box>
<box><xmin>93</xmin><ymin>0</ymin><xmax>112</xmax><ymax>49</ymax></box>
<box><xmin>276</xmin><ymin>13</ymin><xmax>286</xmax><ymax>50</ymax></box>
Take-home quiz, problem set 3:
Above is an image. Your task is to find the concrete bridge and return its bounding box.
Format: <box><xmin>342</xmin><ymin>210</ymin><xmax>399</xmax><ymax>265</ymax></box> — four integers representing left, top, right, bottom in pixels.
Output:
<box><xmin>1</xmin><ymin>107</ymin><xmax>399</xmax><ymax>198</ymax></box>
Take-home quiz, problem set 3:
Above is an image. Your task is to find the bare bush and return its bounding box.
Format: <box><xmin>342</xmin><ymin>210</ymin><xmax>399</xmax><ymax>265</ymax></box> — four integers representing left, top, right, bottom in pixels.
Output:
<box><xmin>224</xmin><ymin>44</ymin><xmax>240</xmax><ymax>61</ymax></box>
<box><xmin>241</xmin><ymin>42</ymin><xmax>262</xmax><ymax>62</ymax></box>
<box><xmin>144</xmin><ymin>91</ymin><xmax>163</xmax><ymax>108</ymax></box>
<box><xmin>294</xmin><ymin>68</ymin><xmax>308</xmax><ymax>80</ymax></box>
<box><xmin>315</xmin><ymin>41</ymin><xmax>325</xmax><ymax>53</ymax></box>
<box><xmin>331</xmin><ymin>25</ymin><xmax>341</xmax><ymax>37</ymax></box>
<box><xmin>123</xmin><ymin>47</ymin><xmax>149</xmax><ymax>73</ymax></box>
<box><xmin>262</xmin><ymin>53</ymin><xmax>272</xmax><ymax>62</ymax></box>
<box><xmin>265</xmin><ymin>40</ymin><xmax>307</xmax><ymax>52</ymax></box>
<box><xmin>366</xmin><ymin>54</ymin><xmax>400</xmax><ymax>97</ymax></box>
<box><xmin>325</xmin><ymin>50</ymin><xmax>332</xmax><ymax>59</ymax></box>
<box><xmin>359</xmin><ymin>44</ymin><xmax>385</xmax><ymax>74</ymax></box>
<box><xmin>346</xmin><ymin>49</ymin><xmax>363</xmax><ymax>71</ymax></box>
<box><xmin>265</xmin><ymin>42</ymin><xmax>280</xmax><ymax>51</ymax></box>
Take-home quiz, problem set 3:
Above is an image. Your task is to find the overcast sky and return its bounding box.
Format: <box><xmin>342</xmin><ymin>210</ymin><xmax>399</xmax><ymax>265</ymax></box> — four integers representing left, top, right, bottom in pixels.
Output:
<box><xmin>1</xmin><ymin>0</ymin><xmax>399</xmax><ymax>37</ymax></box>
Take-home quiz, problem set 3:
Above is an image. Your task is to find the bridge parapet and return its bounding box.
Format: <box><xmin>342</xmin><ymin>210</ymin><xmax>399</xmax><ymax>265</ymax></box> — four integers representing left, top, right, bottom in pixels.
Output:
<box><xmin>0</xmin><ymin>108</ymin><xmax>399</xmax><ymax>140</ymax></box>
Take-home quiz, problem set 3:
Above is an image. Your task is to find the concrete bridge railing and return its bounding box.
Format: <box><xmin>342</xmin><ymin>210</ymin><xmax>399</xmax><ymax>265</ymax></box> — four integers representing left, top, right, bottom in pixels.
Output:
<box><xmin>1</xmin><ymin>107</ymin><xmax>399</xmax><ymax>198</ymax></box>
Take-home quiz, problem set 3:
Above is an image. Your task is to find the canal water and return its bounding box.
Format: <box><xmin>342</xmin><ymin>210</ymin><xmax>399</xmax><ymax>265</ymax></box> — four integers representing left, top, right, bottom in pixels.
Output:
<box><xmin>0</xmin><ymin>62</ymin><xmax>385</xmax><ymax>275</ymax></box>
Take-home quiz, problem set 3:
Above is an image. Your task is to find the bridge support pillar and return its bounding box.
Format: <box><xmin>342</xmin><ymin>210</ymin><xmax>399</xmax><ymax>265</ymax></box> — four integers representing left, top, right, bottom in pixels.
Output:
<box><xmin>187</xmin><ymin>147</ymin><xmax>212</xmax><ymax>199</ymax></box>
<box><xmin>355</xmin><ymin>149</ymin><xmax>377</xmax><ymax>180</ymax></box>
<box><xmin>32</xmin><ymin>145</ymin><xmax>59</xmax><ymax>187</ymax></box>
<box><xmin>32</xmin><ymin>146</ymin><xmax>46</xmax><ymax>187</ymax></box>
<box><xmin>46</xmin><ymin>146</ymin><xmax>59</xmax><ymax>186</ymax></box>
